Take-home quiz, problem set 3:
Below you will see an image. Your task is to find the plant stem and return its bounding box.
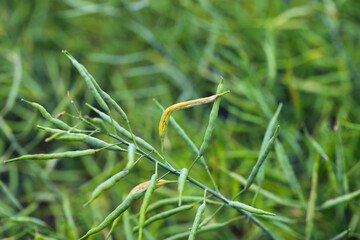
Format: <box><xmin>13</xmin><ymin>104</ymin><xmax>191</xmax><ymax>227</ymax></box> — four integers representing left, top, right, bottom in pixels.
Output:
<box><xmin>107</xmin><ymin>133</ymin><xmax>275</xmax><ymax>239</ymax></box>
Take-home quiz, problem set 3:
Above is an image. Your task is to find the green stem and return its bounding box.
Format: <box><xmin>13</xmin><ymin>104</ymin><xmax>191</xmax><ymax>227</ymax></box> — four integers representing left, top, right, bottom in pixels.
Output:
<box><xmin>76</xmin><ymin>115</ymin><xmax>274</xmax><ymax>239</ymax></box>
<box><xmin>107</xmin><ymin>133</ymin><xmax>275</xmax><ymax>239</ymax></box>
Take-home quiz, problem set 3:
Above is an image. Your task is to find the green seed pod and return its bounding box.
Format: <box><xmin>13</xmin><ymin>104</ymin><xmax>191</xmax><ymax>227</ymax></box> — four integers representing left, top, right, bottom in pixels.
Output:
<box><xmin>133</xmin><ymin>204</ymin><xmax>194</xmax><ymax>232</ymax></box>
<box><xmin>107</xmin><ymin>214</ymin><xmax>122</xmax><ymax>240</ymax></box>
<box><xmin>83</xmin><ymin>68</ymin><xmax>137</xmax><ymax>147</ymax></box>
<box><xmin>256</xmin><ymin>103</ymin><xmax>283</xmax><ymax>191</ymax></box>
<box><xmin>45</xmin><ymin>131</ymin><xmax>68</xmax><ymax>142</ymax></box>
<box><xmin>55</xmin><ymin>134</ymin><xmax>86</xmax><ymax>141</ymax></box>
<box><xmin>319</xmin><ymin>189</ymin><xmax>360</xmax><ymax>210</ymax></box>
<box><xmin>198</xmin><ymin>77</ymin><xmax>224</xmax><ymax>158</ymax></box>
<box><xmin>178</xmin><ymin>168</ymin><xmax>188</xmax><ymax>206</ymax></box>
<box><xmin>86</xmin><ymin>103</ymin><xmax>161</xmax><ymax>157</ymax></box>
<box><xmin>243</xmin><ymin>125</ymin><xmax>280</xmax><ymax>192</ymax></box>
<box><xmin>164</xmin><ymin>217</ymin><xmax>244</xmax><ymax>240</ymax></box>
<box><xmin>99</xmin><ymin>90</ymin><xmax>128</xmax><ymax>122</ymax></box>
<box><xmin>126</xmin><ymin>143</ymin><xmax>136</xmax><ymax>170</ymax></box>
<box><xmin>86</xmin><ymin>117</ymin><xmax>108</xmax><ymax>132</ymax></box>
<box><xmin>5</xmin><ymin>149</ymin><xmax>101</xmax><ymax>163</ymax></box>
<box><xmin>79</xmin><ymin>190</ymin><xmax>146</xmax><ymax>240</ymax></box>
<box><xmin>146</xmin><ymin>197</ymin><xmax>222</xmax><ymax>214</ymax></box>
<box><xmin>228</xmin><ymin>201</ymin><xmax>275</xmax><ymax>216</ymax></box>
<box><xmin>38</xmin><ymin>126</ymin><xmax>124</xmax><ymax>152</ymax></box>
<box><xmin>59</xmin><ymin>133</ymin><xmax>124</xmax><ymax>152</ymax></box>
<box><xmin>123</xmin><ymin>209</ymin><xmax>134</xmax><ymax>240</ymax></box>
<box><xmin>198</xmin><ymin>215</ymin><xmax>213</xmax><ymax>229</ymax></box>
<box><xmin>63</xmin><ymin>51</ymin><xmax>135</xmax><ymax>148</ymax></box>
<box><xmin>37</xmin><ymin>125</ymin><xmax>64</xmax><ymax>134</ymax></box>
<box><xmin>22</xmin><ymin>99</ymin><xmax>71</xmax><ymax>131</ymax></box>
<box><xmin>79</xmin><ymin>64</ymin><xmax>128</xmax><ymax>123</ymax></box>
<box><xmin>83</xmin><ymin>171</ymin><xmax>128</xmax><ymax>207</ymax></box>
<box><xmin>138</xmin><ymin>173</ymin><xmax>157</xmax><ymax>240</ymax></box>
<box><xmin>188</xmin><ymin>202</ymin><xmax>206</xmax><ymax>240</ymax></box>
<box><xmin>63</xmin><ymin>50</ymin><xmax>110</xmax><ymax>112</ymax></box>
<box><xmin>7</xmin><ymin>216</ymin><xmax>47</xmax><ymax>228</ymax></box>
<box><xmin>106</xmin><ymin>179</ymin><xmax>169</xmax><ymax>240</ymax></box>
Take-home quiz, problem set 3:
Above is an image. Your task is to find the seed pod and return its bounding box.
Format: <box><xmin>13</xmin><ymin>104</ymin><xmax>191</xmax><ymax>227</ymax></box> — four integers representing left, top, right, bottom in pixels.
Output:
<box><xmin>99</xmin><ymin>90</ymin><xmax>128</xmax><ymax>122</ymax></box>
<box><xmin>123</xmin><ymin>209</ymin><xmax>134</xmax><ymax>240</ymax></box>
<box><xmin>138</xmin><ymin>173</ymin><xmax>157</xmax><ymax>240</ymax></box>
<box><xmin>178</xmin><ymin>168</ymin><xmax>188</xmax><ymax>206</ymax></box>
<box><xmin>146</xmin><ymin>197</ymin><xmax>222</xmax><ymax>214</ymax></box>
<box><xmin>5</xmin><ymin>148</ymin><xmax>103</xmax><ymax>163</ymax></box>
<box><xmin>159</xmin><ymin>90</ymin><xmax>230</xmax><ymax>138</ymax></box>
<box><xmin>81</xmin><ymin>179</ymin><xmax>169</xmax><ymax>239</ymax></box>
<box><xmin>86</xmin><ymin>103</ymin><xmax>162</xmax><ymax>158</ymax></box>
<box><xmin>22</xmin><ymin>99</ymin><xmax>71</xmax><ymax>131</ymax></box>
<box><xmin>63</xmin><ymin>51</ymin><xmax>136</xmax><ymax>147</ymax></box>
<box><xmin>164</xmin><ymin>216</ymin><xmax>244</xmax><ymax>240</ymax></box>
<box><xmin>154</xmin><ymin>99</ymin><xmax>220</xmax><ymax>192</ymax></box>
<box><xmin>188</xmin><ymin>202</ymin><xmax>206</xmax><ymax>240</ymax></box>
<box><xmin>86</xmin><ymin>116</ymin><xmax>108</xmax><ymax>132</ymax></box>
<box><xmin>133</xmin><ymin>204</ymin><xmax>194</xmax><ymax>232</ymax></box>
<box><xmin>107</xmin><ymin>179</ymin><xmax>169</xmax><ymax>239</ymax></box>
<box><xmin>198</xmin><ymin>77</ymin><xmax>224</xmax><ymax>158</ymax></box>
<box><xmin>38</xmin><ymin>126</ymin><xmax>124</xmax><ymax>152</ymax></box>
<box><xmin>61</xmin><ymin>133</ymin><xmax>123</xmax><ymax>151</ymax></box>
<box><xmin>319</xmin><ymin>189</ymin><xmax>360</xmax><ymax>210</ymax></box>
<box><xmin>83</xmin><ymin>67</ymin><xmax>138</xmax><ymax>147</ymax></box>
<box><xmin>107</xmin><ymin>214</ymin><xmax>122</xmax><ymax>240</ymax></box>
<box><xmin>83</xmin><ymin>171</ymin><xmax>128</xmax><ymax>207</ymax></box>
<box><xmin>256</xmin><ymin>103</ymin><xmax>282</xmax><ymax>191</ymax></box>
<box><xmin>228</xmin><ymin>201</ymin><xmax>275</xmax><ymax>216</ymax></box>
<box><xmin>243</xmin><ymin>125</ymin><xmax>280</xmax><ymax>192</ymax></box>
<box><xmin>153</xmin><ymin>99</ymin><xmax>206</xmax><ymax>166</ymax></box>
<box><xmin>80</xmin><ymin>63</ymin><xmax>129</xmax><ymax>123</ymax></box>
<box><xmin>55</xmin><ymin>134</ymin><xmax>85</xmax><ymax>141</ymax></box>
<box><xmin>128</xmin><ymin>179</ymin><xmax>168</xmax><ymax>197</ymax></box>
<box><xmin>63</xmin><ymin>50</ymin><xmax>110</xmax><ymax>112</ymax></box>
<box><xmin>7</xmin><ymin>216</ymin><xmax>47</xmax><ymax>228</ymax></box>
<box><xmin>79</xmin><ymin>190</ymin><xmax>145</xmax><ymax>240</ymax></box>
<box><xmin>126</xmin><ymin>143</ymin><xmax>136</xmax><ymax>170</ymax></box>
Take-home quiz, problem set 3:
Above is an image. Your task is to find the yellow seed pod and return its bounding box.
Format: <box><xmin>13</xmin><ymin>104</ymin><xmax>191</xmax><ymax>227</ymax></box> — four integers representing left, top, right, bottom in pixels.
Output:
<box><xmin>128</xmin><ymin>179</ymin><xmax>168</xmax><ymax>197</ymax></box>
<box><xmin>159</xmin><ymin>91</ymin><xmax>229</xmax><ymax>138</ymax></box>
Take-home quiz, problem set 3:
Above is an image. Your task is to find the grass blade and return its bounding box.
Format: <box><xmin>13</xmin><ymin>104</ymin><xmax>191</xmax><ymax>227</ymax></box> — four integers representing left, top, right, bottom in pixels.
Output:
<box><xmin>305</xmin><ymin>129</ymin><xmax>338</xmax><ymax>193</ymax></box>
<box><xmin>275</xmin><ymin>141</ymin><xmax>305</xmax><ymax>202</ymax></box>
<box><xmin>306</xmin><ymin>153</ymin><xmax>320</xmax><ymax>240</ymax></box>
<box><xmin>222</xmin><ymin>168</ymin><xmax>303</xmax><ymax>208</ymax></box>
<box><xmin>0</xmin><ymin>180</ymin><xmax>22</xmax><ymax>210</ymax></box>
<box><xmin>330</xmin><ymin>228</ymin><xmax>351</xmax><ymax>240</ymax></box>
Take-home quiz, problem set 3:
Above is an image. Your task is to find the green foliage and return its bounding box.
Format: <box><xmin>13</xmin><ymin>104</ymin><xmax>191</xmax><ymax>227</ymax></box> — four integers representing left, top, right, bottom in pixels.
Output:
<box><xmin>1</xmin><ymin>0</ymin><xmax>360</xmax><ymax>239</ymax></box>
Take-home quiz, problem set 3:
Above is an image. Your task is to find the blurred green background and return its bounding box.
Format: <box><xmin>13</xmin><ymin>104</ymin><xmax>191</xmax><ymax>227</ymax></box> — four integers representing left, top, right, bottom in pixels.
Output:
<box><xmin>1</xmin><ymin>0</ymin><xmax>360</xmax><ymax>239</ymax></box>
